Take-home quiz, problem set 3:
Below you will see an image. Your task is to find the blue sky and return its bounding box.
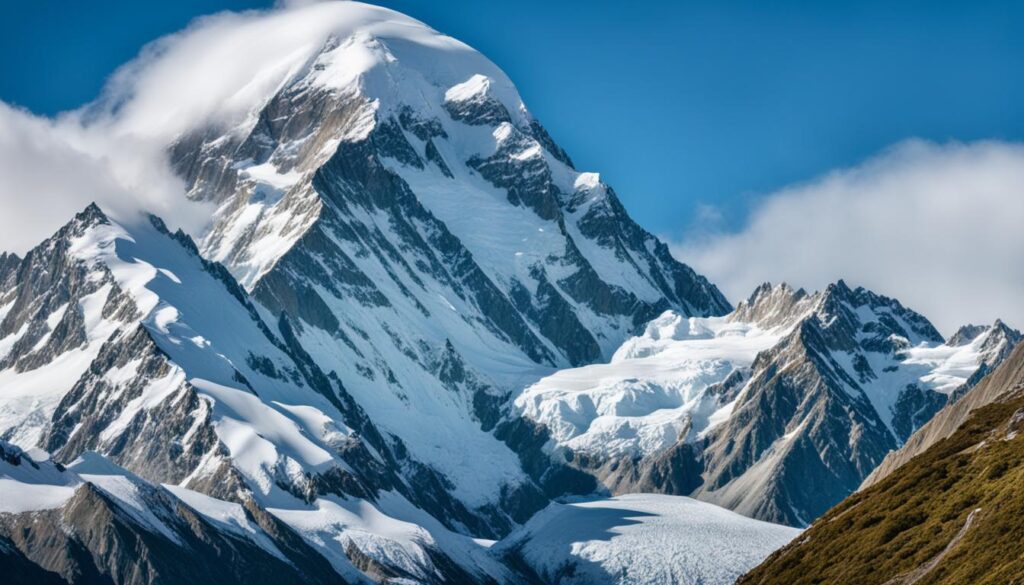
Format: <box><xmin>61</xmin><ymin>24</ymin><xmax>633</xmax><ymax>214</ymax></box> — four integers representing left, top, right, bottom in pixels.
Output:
<box><xmin>2</xmin><ymin>0</ymin><xmax>1022</xmax><ymax>238</ymax></box>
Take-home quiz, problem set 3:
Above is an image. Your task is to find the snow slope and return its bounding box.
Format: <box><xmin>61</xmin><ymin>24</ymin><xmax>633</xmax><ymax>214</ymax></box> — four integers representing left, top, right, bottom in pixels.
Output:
<box><xmin>495</xmin><ymin>494</ymin><xmax>800</xmax><ymax>585</ymax></box>
<box><xmin>0</xmin><ymin>442</ymin><xmax>77</xmax><ymax>513</ymax></box>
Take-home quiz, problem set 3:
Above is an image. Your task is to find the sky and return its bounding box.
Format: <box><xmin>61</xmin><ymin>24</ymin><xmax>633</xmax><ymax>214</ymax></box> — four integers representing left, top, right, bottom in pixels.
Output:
<box><xmin>0</xmin><ymin>0</ymin><xmax>1022</xmax><ymax>332</ymax></box>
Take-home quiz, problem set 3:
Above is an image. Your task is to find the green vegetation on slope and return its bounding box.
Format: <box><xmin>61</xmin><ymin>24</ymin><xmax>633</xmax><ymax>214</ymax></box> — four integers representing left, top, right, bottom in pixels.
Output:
<box><xmin>740</xmin><ymin>389</ymin><xmax>1024</xmax><ymax>585</ymax></box>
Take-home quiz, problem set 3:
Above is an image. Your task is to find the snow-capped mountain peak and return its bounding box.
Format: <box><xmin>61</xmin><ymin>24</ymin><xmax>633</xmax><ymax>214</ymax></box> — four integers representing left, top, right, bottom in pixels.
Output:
<box><xmin>0</xmin><ymin>4</ymin><xmax>738</xmax><ymax>580</ymax></box>
<box><xmin>163</xmin><ymin>0</ymin><xmax>732</xmax><ymax>539</ymax></box>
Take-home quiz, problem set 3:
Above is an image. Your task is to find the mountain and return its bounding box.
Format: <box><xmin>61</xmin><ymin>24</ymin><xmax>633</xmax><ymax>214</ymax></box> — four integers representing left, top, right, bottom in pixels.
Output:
<box><xmin>516</xmin><ymin>282</ymin><xmax>1017</xmax><ymax>525</ymax></box>
<box><xmin>739</xmin><ymin>340</ymin><xmax>1024</xmax><ymax>584</ymax></box>
<box><xmin>167</xmin><ymin>0</ymin><xmax>729</xmax><ymax>515</ymax></box>
<box><xmin>0</xmin><ymin>2</ymin><xmax>752</xmax><ymax>582</ymax></box>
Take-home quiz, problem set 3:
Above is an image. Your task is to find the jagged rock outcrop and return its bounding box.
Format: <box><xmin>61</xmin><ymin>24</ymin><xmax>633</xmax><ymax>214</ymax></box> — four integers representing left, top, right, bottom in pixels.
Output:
<box><xmin>692</xmin><ymin>281</ymin><xmax>946</xmax><ymax>524</ymax></box>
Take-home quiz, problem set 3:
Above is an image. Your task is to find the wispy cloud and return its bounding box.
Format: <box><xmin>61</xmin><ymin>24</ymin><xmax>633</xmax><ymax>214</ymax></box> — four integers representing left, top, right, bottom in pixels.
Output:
<box><xmin>0</xmin><ymin>102</ymin><xmax>208</xmax><ymax>254</ymax></box>
<box><xmin>673</xmin><ymin>139</ymin><xmax>1024</xmax><ymax>334</ymax></box>
<box><xmin>0</xmin><ymin>2</ymin><xmax>389</xmax><ymax>254</ymax></box>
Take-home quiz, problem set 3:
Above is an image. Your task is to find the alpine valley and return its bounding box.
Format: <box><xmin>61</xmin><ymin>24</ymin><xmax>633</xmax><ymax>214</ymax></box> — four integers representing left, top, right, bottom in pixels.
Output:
<box><xmin>0</xmin><ymin>3</ymin><xmax>1018</xmax><ymax>584</ymax></box>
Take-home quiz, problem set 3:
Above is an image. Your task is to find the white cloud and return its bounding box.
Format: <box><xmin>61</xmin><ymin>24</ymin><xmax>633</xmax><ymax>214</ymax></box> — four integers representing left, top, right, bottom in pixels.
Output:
<box><xmin>79</xmin><ymin>2</ymin><xmax>456</xmax><ymax>144</ymax></box>
<box><xmin>674</xmin><ymin>139</ymin><xmax>1024</xmax><ymax>335</ymax></box>
<box><xmin>0</xmin><ymin>103</ymin><xmax>208</xmax><ymax>254</ymax></box>
<box><xmin>0</xmin><ymin>2</ymin><xmax>423</xmax><ymax>255</ymax></box>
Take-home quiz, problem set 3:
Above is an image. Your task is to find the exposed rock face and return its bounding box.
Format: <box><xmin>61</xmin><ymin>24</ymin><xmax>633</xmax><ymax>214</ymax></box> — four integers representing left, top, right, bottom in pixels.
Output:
<box><xmin>0</xmin><ymin>205</ymin><xmax>126</xmax><ymax>376</ymax></box>
<box><xmin>727</xmin><ymin>281</ymin><xmax>816</xmax><ymax>328</ymax></box>
<box><xmin>740</xmin><ymin>343</ymin><xmax>1024</xmax><ymax>585</ymax></box>
<box><xmin>44</xmin><ymin>324</ymin><xmax>220</xmax><ymax>487</ymax></box>
<box><xmin>947</xmin><ymin>319</ymin><xmax>1022</xmax><ymax>400</ymax></box>
<box><xmin>693</xmin><ymin>281</ymin><xmax>946</xmax><ymax>524</ymax></box>
<box><xmin>0</xmin><ymin>205</ymin><xmax>142</xmax><ymax>447</ymax></box>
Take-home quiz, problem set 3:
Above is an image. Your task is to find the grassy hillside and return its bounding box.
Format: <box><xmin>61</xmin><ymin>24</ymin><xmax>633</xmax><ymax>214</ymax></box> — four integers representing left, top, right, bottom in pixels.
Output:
<box><xmin>739</xmin><ymin>387</ymin><xmax>1024</xmax><ymax>585</ymax></box>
